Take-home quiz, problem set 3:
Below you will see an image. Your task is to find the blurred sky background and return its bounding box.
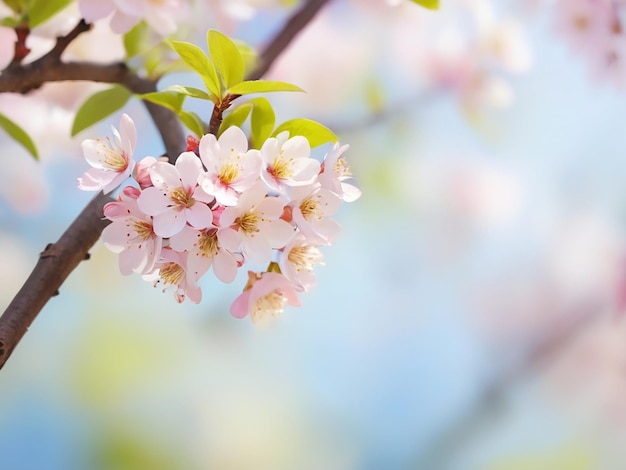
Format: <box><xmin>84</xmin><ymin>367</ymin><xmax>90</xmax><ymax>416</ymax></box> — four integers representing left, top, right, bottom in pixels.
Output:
<box><xmin>2</xmin><ymin>0</ymin><xmax>626</xmax><ymax>469</ymax></box>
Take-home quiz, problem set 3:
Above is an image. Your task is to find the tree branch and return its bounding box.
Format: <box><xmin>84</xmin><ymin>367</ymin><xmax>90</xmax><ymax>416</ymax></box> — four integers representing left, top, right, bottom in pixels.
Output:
<box><xmin>0</xmin><ymin>0</ymin><xmax>332</xmax><ymax>371</ymax></box>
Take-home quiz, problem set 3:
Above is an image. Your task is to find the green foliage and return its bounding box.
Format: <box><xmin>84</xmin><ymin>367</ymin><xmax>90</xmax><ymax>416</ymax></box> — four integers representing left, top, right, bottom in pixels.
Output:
<box><xmin>208</xmin><ymin>29</ymin><xmax>244</xmax><ymax>89</ymax></box>
<box><xmin>169</xmin><ymin>40</ymin><xmax>221</xmax><ymax>98</ymax></box>
<box><xmin>0</xmin><ymin>111</ymin><xmax>37</xmax><ymax>159</ymax></box>
<box><xmin>72</xmin><ymin>85</ymin><xmax>132</xmax><ymax>136</ymax></box>
<box><xmin>250</xmin><ymin>97</ymin><xmax>275</xmax><ymax>149</ymax></box>
<box><xmin>178</xmin><ymin>110</ymin><xmax>205</xmax><ymax>137</ymax></box>
<box><xmin>408</xmin><ymin>0</ymin><xmax>439</xmax><ymax>9</ymax></box>
<box><xmin>272</xmin><ymin>118</ymin><xmax>337</xmax><ymax>148</ymax></box>
<box><xmin>163</xmin><ymin>85</ymin><xmax>211</xmax><ymax>100</ymax></box>
<box><xmin>2</xmin><ymin>0</ymin><xmax>24</xmax><ymax>14</ymax></box>
<box><xmin>26</xmin><ymin>0</ymin><xmax>72</xmax><ymax>27</ymax></box>
<box><xmin>139</xmin><ymin>90</ymin><xmax>186</xmax><ymax>113</ymax></box>
<box><xmin>219</xmin><ymin>102</ymin><xmax>252</xmax><ymax>136</ymax></box>
<box><xmin>123</xmin><ymin>21</ymin><xmax>150</xmax><ymax>59</ymax></box>
<box><xmin>227</xmin><ymin>80</ymin><xmax>304</xmax><ymax>96</ymax></box>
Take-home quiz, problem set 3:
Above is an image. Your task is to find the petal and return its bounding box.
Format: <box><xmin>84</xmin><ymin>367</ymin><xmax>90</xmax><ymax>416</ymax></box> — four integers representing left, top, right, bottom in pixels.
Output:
<box><xmin>217</xmin><ymin>227</ymin><xmax>241</xmax><ymax>252</ymax></box>
<box><xmin>230</xmin><ymin>290</ymin><xmax>251</xmax><ymax>318</ymax></box>
<box><xmin>257</xmin><ymin>196</ymin><xmax>285</xmax><ymax>220</ymax></box>
<box><xmin>282</xmin><ymin>135</ymin><xmax>310</xmax><ymax>160</ymax></box>
<box><xmin>185</xmin><ymin>202</ymin><xmax>213</xmax><ymax>229</ymax></box>
<box><xmin>219</xmin><ymin>125</ymin><xmax>249</xmax><ymax>155</ymax></box>
<box><xmin>150</xmin><ymin>161</ymin><xmax>181</xmax><ymax>189</ymax></box>
<box><xmin>175</xmin><ymin>152</ymin><xmax>203</xmax><ymax>189</ymax></box>
<box><xmin>242</xmin><ymin>234</ymin><xmax>272</xmax><ymax>264</ymax></box>
<box><xmin>199</xmin><ymin>133</ymin><xmax>220</xmax><ymax>169</ymax></box>
<box><xmin>152</xmin><ymin>209</ymin><xmax>187</xmax><ymax>238</ymax></box>
<box><xmin>213</xmin><ymin>250</ymin><xmax>238</xmax><ymax>283</ymax></box>
<box><xmin>169</xmin><ymin>225</ymin><xmax>200</xmax><ymax>251</ymax></box>
<box><xmin>119</xmin><ymin>113</ymin><xmax>137</xmax><ymax>158</ymax></box>
<box><xmin>265</xmin><ymin>219</ymin><xmax>295</xmax><ymax>248</ymax></box>
<box><xmin>137</xmin><ymin>186</ymin><xmax>171</xmax><ymax>215</ymax></box>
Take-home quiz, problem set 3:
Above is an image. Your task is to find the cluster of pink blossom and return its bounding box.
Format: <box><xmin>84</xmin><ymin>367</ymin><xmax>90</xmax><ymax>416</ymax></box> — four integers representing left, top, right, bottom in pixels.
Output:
<box><xmin>554</xmin><ymin>0</ymin><xmax>626</xmax><ymax>86</ymax></box>
<box><xmin>77</xmin><ymin>114</ymin><xmax>360</xmax><ymax>322</ymax></box>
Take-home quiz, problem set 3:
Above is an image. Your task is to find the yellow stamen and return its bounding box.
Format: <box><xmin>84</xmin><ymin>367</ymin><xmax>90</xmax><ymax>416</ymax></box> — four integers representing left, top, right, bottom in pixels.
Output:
<box><xmin>170</xmin><ymin>187</ymin><xmax>194</xmax><ymax>208</ymax></box>
<box><xmin>133</xmin><ymin>220</ymin><xmax>153</xmax><ymax>240</ymax></box>
<box><xmin>236</xmin><ymin>212</ymin><xmax>259</xmax><ymax>234</ymax></box>
<box><xmin>334</xmin><ymin>156</ymin><xmax>352</xmax><ymax>177</ymax></box>
<box><xmin>270</xmin><ymin>154</ymin><xmax>294</xmax><ymax>179</ymax></box>
<box><xmin>160</xmin><ymin>262</ymin><xmax>184</xmax><ymax>286</ymax></box>
<box><xmin>300</xmin><ymin>196</ymin><xmax>322</xmax><ymax>220</ymax></box>
<box><xmin>288</xmin><ymin>244</ymin><xmax>322</xmax><ymax>272</ymax></box>
<box><xmin>198</xmin><ymin>231</ymin><xmax>219</xmax><ymax>258</ymax></box>
<box><xmin>219</xmin><ymin>161</ymin><xmax>239</xmax><ymax>184</ymax></box>
<box><xmin>251</xmin><ymin>290</ymin><xmax>286</xmax><ymax>323</ymax></box>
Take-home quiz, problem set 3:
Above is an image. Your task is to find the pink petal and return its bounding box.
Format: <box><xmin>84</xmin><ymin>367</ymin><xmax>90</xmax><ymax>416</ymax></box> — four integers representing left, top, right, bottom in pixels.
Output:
<box><xmin>137</xmin><ymin>186</ymin><xmax>171</xmax><ymax>216</ymax></box>
<box><xmin>213</xmin><ymin>250</ymin><xmax>238</xmax><ymax>283</ymax></box>
<box><xmin>119</xmin><ymin>113</ymin><xmax>137</xmax><ymax>158</ymax></box>
<box><xmin>176</xmin><ymin>152</ymin><xmax>203</xmax><ymax>189</ymax></box>
<box><xmin>230</xmin><ymin>290</ymin><xmax>251</xmax><ymax>318</ymax></box>
<box><xmin>185</xmin><ymin>202</ymin><xmax>213</xmax><ymax>229</ymax></box>
<box><xmin>152</xmin><ymin>209</ymin><xmax>187</xmax><ymax>238</ymax></box>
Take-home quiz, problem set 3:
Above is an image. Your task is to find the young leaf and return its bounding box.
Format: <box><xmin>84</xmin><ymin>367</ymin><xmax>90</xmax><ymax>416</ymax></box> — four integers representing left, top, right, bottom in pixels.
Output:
<box><xmin>178</xmin><ymin>110</ymin><xmax>205</xmax><ymax>138</ymax></box>
<box><xmin>3</xmin><ymin>0</ymin><xmax>25</xmax><ymax>14</ymax></box>
<box><xmin>408</xmin><ymin>0</ymin><xmax>439</xmax><ymax>9</ymax></box>
<box><xmin>169</xmin><ymin>40</ymin><xmax>221</xmax><ymax>98</ymax></box>
<box><xmin>163</xmin><ymin>85</ymin><xmax>211</xmax><ymax>100</ymax></box>
<box><xmin>138</xmin><ymin>90</ymin><xmax>186</xmax><ymax>113</ymax></box>
<box><xmin>227</xmin><ymin>80</ymin><xmax>304</xmax><ymax>96</ymax></box>
<box><xmin>272</xmin><ymin>118</ymin><xmax>337</xmax><ymax>148</ymax></box>
<box><xmin>0</xmin><ymin>112</ymin><xmax>37</xmax><ymax>159</ymax></box>
<box><xmin>208</xmin><ymin>30</ymin><xmax>245</xmax><ymax>89</ymax></box>
<box><xmin>72</xmin><ymin>85</ymin><xmax>132</xmax><ymax>136</ymax></box>
<box><xmin>27</xmin><ymin>0</ymin><xmax>72</xmax><ymax>27</ymax></box>
<box><xmin>250</xmin><ymin>97</ymin><xmax>275</xmax><ymax>149</ymax></box>
<box><xmin>219</xmin><ymin>102</ymin><xmax>252</xmax><ymax>136</ymax></box>
<box><xmin>123</xmin><ymin>21</ymin><xmax>150</xmax><ymax>59</ymax></box>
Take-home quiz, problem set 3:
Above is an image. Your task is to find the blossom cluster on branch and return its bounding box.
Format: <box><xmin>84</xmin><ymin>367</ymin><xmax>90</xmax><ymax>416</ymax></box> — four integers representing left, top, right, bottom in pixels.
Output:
<box><xmin>78</xmin><ymin>113</ymin><xmax>360</xmax><ymax>322</ymax></box>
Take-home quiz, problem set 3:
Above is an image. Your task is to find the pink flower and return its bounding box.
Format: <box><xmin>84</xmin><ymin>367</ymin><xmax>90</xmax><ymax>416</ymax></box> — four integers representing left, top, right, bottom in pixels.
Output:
<box><xmin>289</xmin><ymin>185</ymin><xmax>342</xmax><ymax>245</ymax></box>
<box><xmin>230</xmin><ymin>271</ymin><xmax>301</xmax><ymax>323</ymax></box>
<box><xmin>169</xmin><ymin>225</ymin><xmax>241</xmax><ymax>283</ymax></box>
<box><xmin>260</xmin><ymin>131</ymin><xmax>320</xmax><ymax>194</ymax></box>
<box><xmin>78</xmin><ymin>0</ymin><xmax>185</xmax><ymax>35</ymax></box>
<box><xmin>102</xmin><ymin>186</ymin><xmax>162</xmax><ymax>275</ymax></box>
<box><xmin>137</xmin><ymin>151</ymin><xmax>214</xmax><ymax>238</ymax></box>
<box><xmin>219</xmin><ymin>182</ymin><xmax>294</xmax><ymax>264</ymax></box>
<box><xmin>198</xmin><ymin>126</ymin><xmax>262</xmax><ymax>206</ymax></box>
<box><xmin>78</xmin><ymin>113</ymin><xmax>136</xmax><ymax>194</ymax></box>
<box><xmin>147</xmin><ymin>247</ymin><xmax>202</xmax><ymax>303</ymax></box>
<box><xmin>278</xmin><ymin>234</ymin><xmax>323</xmax><ymax>292</ymax></box>
<box><xmin>319</xmin><ymin>143</ymin><xmax>361</xmax><ymax>203</ymax></box>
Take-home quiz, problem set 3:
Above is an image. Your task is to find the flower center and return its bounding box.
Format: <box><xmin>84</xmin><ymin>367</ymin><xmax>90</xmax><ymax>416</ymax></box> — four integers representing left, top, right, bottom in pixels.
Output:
<box><xmin>218</xmin><ymin>161</ymin><xmax>239</xmax><ymax>184</ymax></box>
<box><xmin>288</xmin><ymin>244</ymin><xmax>322</xmax><ymax>272</ymax></box>
<box><xmin>160</xmin><ymin>262</ymin><xmax>184</xmax><ymax>286</ymax></box>
<box><xmin>235</xmin><ymin>212</ymin><xmax>259</xmax><ymax>234</ymax></box>
<box><xmin>269</xmin><ymin>154</ymin><xmax>293</xmax><ymax>179</ymax></box>
<box><xmin>251</xmin><ymin>290</ymin><xmax>286</xmax><ymax>323</ymax></box>
<box><xmin>170</xmin><ymin>187</ymin><xmax>195</xmax><ymax>209</ymax></box>
<box><xmin>133</xmin><ymin>220</ymin><xmax>153</xmax><ymax>240</ymax></box>
<box><xmin>300</xmin><ymin>196</ymin><xmax>322</xmax><ymax>220</ymax></box>
<box><xmin>334</xmin><ymin>157</ymin><xmax>352</xmax><ymax>177</ymax></box>
<box><xmin>198</xmin><ymin>230</ymin><xmax>219</xmax><ymax>257</ymax></box>
<box><xmin>101</xmin><ymin>139</ymin><xmax>128</xmax><ymax>171</ymax></box>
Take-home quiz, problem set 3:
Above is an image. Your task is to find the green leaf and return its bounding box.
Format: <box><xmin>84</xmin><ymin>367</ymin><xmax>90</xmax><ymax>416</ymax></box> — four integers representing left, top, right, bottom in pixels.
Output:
<box><xmin>163</xmin><ymin>85</ymin><xmax>211</xmax><ymax>100</ymax></box>
<box><xmin>2</xmin><ymin>0</ymin><xmax>25</xmax><ymax>14</ymax></box>
<box><xmin>227</xmin><ymin>80</ymin><xmax>304</xmax><ymax>96</ymax></box>
<box><xmin>0</xmin><ymin>112</ymin><xmax>37</xmax><ymax>159</ymax></box>
<box><xmin>169</xmin><ymin>40</ymin><xmax>221</xmax><ymax>98</ymax></box>
<box><xmin>249</xmin><ymin>97</ymin><xmax>275</xmax><ymax>149</ymax></box>
<box><xmin>272</xmin><ymin>118</ymin><xmax>337</xmax><ymax>148</ymax></box>
<box><xmin>27</xmin><ymin>0</ymin><xmax>72</xmax><ymax>27</ymax></box>
<box><xmin>123</xmin><ymin>21</ymin><xmax>150</xmax><ymax>59</ymax></box>
<box><xmin>218</xmin><ymin>102</ymin><xmax>252</xmax><ymax>136</ymax></box>
<box><xmin>72</xmin><ymin>85</ymin><xmax>132</xmax><ymax>136</ymax></box>
<box><xmin>0</xmin><ymin>16</ymin><xmax>20</xmax><ymax>27</ymax></box>
<box><xmin>178</xmin><ymin>111</ymin><xmax>205</xmax><ymax>138</ymax></box>
<box><xmin>408</xmin><ymin>0</ymin><xmax>439</xmax><ymax>9</ymax></box>
<box><xmin>138</xmin><ymin>90</ymin><xmax>186</xmax><ymax>113</ymax></box>
<box><xmin>208</xmin><ymin>29</ymin><xmax>245</xmax><ymax>89</ymax></box>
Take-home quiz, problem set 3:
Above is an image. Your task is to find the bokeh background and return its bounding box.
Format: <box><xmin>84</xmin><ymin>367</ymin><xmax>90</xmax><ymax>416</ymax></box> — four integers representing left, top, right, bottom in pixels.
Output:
<box><xmin>2</xmin><ymin>0</ymin><xmax>626</xmax><ymax>468</ymax></box>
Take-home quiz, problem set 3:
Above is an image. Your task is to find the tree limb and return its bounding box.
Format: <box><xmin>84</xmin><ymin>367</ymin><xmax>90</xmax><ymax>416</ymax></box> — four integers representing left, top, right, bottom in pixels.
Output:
<box><xmin>0</xmin><ymin>0</ymin><xmax>332</xmax><ymax>370</ymax></box>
